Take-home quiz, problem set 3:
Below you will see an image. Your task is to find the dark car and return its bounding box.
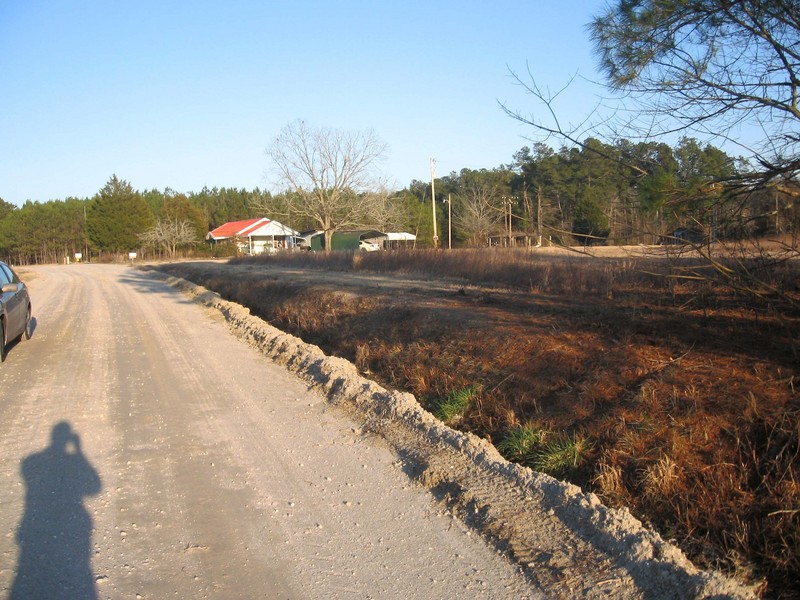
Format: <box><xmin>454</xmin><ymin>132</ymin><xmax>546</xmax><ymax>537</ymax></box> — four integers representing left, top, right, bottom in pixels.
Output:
<box><xmin>0</xmin><ymin>260</ymin><xmax>32</xmax><ymax>362</ymax></box>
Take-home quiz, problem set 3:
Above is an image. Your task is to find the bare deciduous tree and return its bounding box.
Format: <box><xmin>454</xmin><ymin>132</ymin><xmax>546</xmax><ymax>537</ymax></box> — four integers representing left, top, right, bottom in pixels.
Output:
<box><xmin>370</xmin><ymin>187</ymin><xmax>409</xmax><ymax>233</ymax></box>
<box><xmin>454</xmin><ymin>175</ymin><xmax>507</xmax><ymax>246</ymax></box>
<box><xmin>267</xmin><ymin>120</ymin><xmax>388</xmax><ymax>251</ymax></box>
<box><xmin>138</xmin><ymin>218</ymin><xmax>198</xmax><ymax>258</ymax></box>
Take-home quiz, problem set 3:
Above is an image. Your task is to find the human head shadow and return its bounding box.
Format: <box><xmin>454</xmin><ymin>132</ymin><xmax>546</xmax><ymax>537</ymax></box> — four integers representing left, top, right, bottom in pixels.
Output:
<box><xmin>11</xmin><ymin>421</ymin><xmax>102</xmax><ymax>600</ymax></box>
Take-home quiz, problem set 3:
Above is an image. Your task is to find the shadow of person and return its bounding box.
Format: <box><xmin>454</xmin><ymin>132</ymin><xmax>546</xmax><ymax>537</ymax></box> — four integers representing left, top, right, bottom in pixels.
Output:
<box><xmin>11</xmin><ymin>422</ymin><xmax>102</xmax><ymax>600</ymax></box>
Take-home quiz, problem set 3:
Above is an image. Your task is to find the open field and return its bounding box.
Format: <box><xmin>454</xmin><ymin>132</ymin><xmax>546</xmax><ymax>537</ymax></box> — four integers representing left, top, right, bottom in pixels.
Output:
<box><xmin>154</xmin><ymin>245</ymin><xmax>799</xmax><ymax>598</ymax></box>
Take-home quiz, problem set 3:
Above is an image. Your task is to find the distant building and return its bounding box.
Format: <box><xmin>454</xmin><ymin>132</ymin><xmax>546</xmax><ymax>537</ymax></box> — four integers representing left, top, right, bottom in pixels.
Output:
<box><xmin>206</xmin><ymin>218</ymin><xmax>300</xmax><ymax>254</ymax></box>
<box><xmin>292</xmin><ymin>230</ymin><xmax>387</xmax><ymax>252</ymax></box>
<box><xmin>383</xmin><ymin>232</ymin><xmax>416</xmax><ymax>249</ymax></box>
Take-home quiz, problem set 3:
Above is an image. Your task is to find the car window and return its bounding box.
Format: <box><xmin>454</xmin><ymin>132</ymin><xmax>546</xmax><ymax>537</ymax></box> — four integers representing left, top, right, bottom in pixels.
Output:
<box><xmin>2</xmin><ymin>264</ymin><xmax>19</xmax><ymax>283</ymax></box>
<box><xmin>0</xmin><ymin>265</ymin><xmax>11</xmax><ymax>287</ymax></box>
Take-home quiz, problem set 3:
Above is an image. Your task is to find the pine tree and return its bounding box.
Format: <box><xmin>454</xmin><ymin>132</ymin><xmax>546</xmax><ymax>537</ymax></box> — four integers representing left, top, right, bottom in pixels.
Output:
<box><xmin>87</xmin><ymin>175</ymin><xmax>154</xmax><ymax>253</ymax></box>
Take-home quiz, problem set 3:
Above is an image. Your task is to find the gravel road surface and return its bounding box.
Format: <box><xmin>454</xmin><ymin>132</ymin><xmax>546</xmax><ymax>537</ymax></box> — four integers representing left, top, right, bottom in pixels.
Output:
<box><xmin>0</xmin><ymin>264</ymin><xmax>536</xmax><ymax>599</ymax></box>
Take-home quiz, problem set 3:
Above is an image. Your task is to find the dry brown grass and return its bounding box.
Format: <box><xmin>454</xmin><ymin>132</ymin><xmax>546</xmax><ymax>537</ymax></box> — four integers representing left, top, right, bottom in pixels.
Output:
<box><xmin>155</xmin><ymin>246</ymin><xmax>799</xmax><ymax>598</ymax></box>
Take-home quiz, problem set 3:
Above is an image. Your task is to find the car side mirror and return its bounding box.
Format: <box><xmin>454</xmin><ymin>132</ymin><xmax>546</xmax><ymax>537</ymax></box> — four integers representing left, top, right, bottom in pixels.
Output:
<box><xmin>1</xmin><ymin>283</ymin><xmax>19</xmax><ymax>293</ymax></box>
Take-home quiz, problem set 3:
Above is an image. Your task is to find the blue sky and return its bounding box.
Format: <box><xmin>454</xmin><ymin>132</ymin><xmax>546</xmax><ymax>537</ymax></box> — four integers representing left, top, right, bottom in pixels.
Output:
<box><xmin>1</xmin><ymin>1</ymin><xmax>609</xmax><ymax>206</ymax></box>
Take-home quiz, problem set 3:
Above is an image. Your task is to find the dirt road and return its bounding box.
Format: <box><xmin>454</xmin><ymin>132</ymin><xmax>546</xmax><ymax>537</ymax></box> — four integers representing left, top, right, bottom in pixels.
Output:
<box><xmin>0</xmin><ymin>264</ymin><xmax>537</xmax><ymax>599</ymax></box>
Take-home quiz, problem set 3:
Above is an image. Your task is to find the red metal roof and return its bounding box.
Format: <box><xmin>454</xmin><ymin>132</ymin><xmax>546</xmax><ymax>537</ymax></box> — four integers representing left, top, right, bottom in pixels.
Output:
<box><xmin>208</xmin><ymin>218</ymin><xmax>271</xmax><ymax>240</ymax></box>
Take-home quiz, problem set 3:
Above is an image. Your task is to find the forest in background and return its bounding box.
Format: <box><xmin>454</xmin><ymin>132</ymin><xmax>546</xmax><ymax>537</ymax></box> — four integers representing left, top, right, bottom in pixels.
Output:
<box><xmin>1</xmin><ymin>135</ymin><xmax>797</xmax><ymax>265</ymax></box>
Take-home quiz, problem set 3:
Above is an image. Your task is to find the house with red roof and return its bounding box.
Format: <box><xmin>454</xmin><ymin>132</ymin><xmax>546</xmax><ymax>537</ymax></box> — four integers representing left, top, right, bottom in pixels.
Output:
<box><xmin>206</xmin><ymin>218</ymin><xmax>300</xmax><ymax>254</ymax></box>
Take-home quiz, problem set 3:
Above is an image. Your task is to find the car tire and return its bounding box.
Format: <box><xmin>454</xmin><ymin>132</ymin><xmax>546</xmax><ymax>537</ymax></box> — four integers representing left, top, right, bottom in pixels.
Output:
<box><xmin>0</xmin><ymin>319</ymin><xmax>6</xmax><ymax>363</ymax></box>
<box><xmin>23</xmin><ymin>306</ymin><xmax>32</xmax><ymax>340</ymax></box>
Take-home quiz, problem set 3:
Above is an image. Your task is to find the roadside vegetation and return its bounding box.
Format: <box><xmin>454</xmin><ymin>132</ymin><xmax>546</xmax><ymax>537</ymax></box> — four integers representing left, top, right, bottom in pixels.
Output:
<box><xmin>156</xmin><ymin>245</ymin><xmax>798</xmax><ymax>598</ymax></box>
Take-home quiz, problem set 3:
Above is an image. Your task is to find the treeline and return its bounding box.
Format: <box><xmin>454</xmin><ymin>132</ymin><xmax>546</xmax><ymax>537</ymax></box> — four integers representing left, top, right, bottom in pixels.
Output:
<box><xmin>410</xmin><ymin>137</ymin><xmax>799</xmax><ymax>248</ymax></box>
<box><xmin>0</xmin><ymin>177</ymin><xmax>275</xmax><ymax>264</ymax></box>
<box><xmin>1</xmin><ymin>136</ymin><xmax>797</xmax><ymax>265</ymax></box>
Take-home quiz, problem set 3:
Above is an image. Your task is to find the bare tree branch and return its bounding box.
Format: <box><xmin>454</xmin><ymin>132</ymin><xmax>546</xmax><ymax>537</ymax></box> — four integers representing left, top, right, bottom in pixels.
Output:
<box><xmin>267</xmin><ymin>120</ymin><xmax>388</xmax><ymax>250</ymax></box>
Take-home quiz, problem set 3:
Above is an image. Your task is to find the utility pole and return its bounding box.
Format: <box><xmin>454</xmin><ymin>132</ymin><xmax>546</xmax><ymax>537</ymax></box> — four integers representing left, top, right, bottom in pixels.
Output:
<box><xmin>430</xmin><ymin>158</ymin><xmax>438</xmax><ymax>248</ymax></box>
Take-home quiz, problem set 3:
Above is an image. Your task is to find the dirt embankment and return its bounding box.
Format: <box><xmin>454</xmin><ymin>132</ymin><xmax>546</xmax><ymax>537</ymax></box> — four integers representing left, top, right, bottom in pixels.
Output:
<box><xmin>144</xmin><ymin>265</ymin><xmax>757</xmax><ymax>600</ymax></box>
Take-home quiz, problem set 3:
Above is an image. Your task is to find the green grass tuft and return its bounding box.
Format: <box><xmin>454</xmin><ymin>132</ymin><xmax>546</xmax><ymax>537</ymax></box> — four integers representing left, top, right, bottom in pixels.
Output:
<box><xmin>431</xmin><ymin>385</ymin><xmax>481</xmax><ymax>423</ymax></box>
<box><xmin>497</xmin><ymin>424</ymin><xmax>549</xmax><ymax>462</ymax></box>
<box><xmin>529</xmin><ymin>433</ymin><xmax>592</xmax><ymax>477</ymax></box>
